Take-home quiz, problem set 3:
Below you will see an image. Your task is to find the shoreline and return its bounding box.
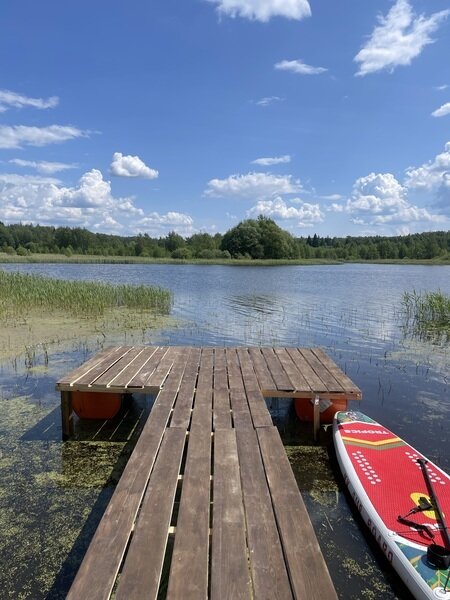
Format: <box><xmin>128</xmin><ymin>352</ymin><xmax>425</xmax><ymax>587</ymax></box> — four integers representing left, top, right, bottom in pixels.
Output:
<box><xmin>1</xmin><ymin>253</ymin><xmax>449</xmax><ymax>266</ymax></box>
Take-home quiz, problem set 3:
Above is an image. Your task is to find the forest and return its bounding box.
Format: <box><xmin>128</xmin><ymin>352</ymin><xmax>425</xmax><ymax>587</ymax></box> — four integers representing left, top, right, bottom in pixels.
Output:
<box><xmin>0</xmin><ymin>217</ymin><xmax>449</xmax><ymax>261</ymax></box>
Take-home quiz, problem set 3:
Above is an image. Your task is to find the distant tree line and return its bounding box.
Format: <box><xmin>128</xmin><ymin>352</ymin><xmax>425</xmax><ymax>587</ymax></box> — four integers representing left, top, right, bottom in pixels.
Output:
<box><xmin>0</xmin><ymin>217</ymin><xmax>449</xmax><ymax>261</ymax></box>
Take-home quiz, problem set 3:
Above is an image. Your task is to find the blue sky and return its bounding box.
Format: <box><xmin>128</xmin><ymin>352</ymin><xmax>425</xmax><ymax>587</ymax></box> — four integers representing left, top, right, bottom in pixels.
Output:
<box><xmin>1</xmin><ymin>0</ymin><xmax>449</xmax><ymax>238</ymax></box>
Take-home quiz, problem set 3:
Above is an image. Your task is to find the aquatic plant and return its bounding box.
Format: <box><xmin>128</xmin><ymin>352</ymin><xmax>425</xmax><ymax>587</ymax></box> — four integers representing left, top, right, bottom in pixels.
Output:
<box><xmin>0</xmin><ymin>269</ymin><xmax>172</xmax><ymax>320</ymax></box>
<box><xmin>401</xmin><ymin>290</ymin><xmax>450</xmax><ymax>338</ymax></box>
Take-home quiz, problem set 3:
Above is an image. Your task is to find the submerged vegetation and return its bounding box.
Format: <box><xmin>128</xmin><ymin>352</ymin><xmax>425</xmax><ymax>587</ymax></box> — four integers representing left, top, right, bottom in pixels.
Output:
<box><xmin>402</xmin><ymin>290</ymin><xmax>450</xmax><ymax>339</ymax></box>
<box><xmin>0</xmin><ymin>270</ymin><xmax>172</xmax><ymax>319</ymax></box>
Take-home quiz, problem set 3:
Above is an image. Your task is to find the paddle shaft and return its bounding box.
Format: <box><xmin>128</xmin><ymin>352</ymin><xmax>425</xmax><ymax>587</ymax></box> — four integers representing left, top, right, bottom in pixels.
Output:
<box><xmin>417</xmin><ymin>458</ymin><xmax>450</xmax><ymax>549</ymax></box>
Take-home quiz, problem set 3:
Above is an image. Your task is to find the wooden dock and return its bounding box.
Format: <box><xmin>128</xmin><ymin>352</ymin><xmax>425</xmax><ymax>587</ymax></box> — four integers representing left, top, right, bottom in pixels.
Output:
<box><xmin>57</xmin><ymin>346</ymin><xmax>361</xmax><ymax>599</ymax></box>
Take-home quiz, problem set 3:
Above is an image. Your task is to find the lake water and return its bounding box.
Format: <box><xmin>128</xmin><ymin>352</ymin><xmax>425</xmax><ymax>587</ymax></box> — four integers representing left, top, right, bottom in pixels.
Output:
<box><xmin>0</xmin><ymin>263</ymin><xmax>449</xmax><ymax>599</ymax></box>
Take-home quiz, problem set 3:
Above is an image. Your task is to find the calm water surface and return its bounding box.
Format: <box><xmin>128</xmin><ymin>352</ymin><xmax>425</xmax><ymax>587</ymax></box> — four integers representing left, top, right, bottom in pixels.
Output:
<box><xmin>0</xmin><ymin>263</ymin><xmax>449</xmax><ymax>599</ymax></box>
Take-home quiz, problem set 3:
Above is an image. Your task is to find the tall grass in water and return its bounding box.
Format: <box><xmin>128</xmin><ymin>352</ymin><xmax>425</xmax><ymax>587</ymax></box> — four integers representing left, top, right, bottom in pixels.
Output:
<box><xmin>0</xmin><ymin>270</ymin><xmax>172</xmax><ymax>320</ymax></box>
<box><xmin>402</xmin><ymin>290</ymin><xmax>450</xmax><ymax>338</ymax></box>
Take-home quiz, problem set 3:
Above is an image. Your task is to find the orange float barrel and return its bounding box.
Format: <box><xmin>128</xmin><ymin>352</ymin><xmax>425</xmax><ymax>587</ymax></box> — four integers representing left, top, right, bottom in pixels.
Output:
<box><xmin>71</xmin><ymin>391</ymin><xmax>123</xmax><ymax>420</ymax></box>
<box><xmin>294</xmin><ymin>397</ymin><xmax>349</xmax><ymax>424</ymax></box>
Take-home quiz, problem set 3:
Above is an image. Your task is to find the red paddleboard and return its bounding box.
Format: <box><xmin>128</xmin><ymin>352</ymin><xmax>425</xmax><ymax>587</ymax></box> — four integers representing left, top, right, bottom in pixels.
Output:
<box><xmin>334</xmin><ymin>411</ymin><xmax>450</xmax><ymax>600</ymax></box>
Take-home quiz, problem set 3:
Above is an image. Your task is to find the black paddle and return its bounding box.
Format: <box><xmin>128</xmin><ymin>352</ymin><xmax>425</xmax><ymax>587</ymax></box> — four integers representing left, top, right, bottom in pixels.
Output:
<box><xmin>417</xmin><ymin>458</ymin><xmax>450</xmax><ymax>570</ymax></box>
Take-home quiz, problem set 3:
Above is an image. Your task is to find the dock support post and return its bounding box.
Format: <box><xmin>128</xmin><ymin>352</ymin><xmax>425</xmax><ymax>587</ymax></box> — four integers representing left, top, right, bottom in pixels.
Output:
<box><xmin>313</xmin><ymin>396</ymin><xmax>320</xmax><ymax>442</ymax></box>
<box><xmin>61</xmin><ymin>391</ymin><xmax>74</xmax><ymax>440</ymax></box>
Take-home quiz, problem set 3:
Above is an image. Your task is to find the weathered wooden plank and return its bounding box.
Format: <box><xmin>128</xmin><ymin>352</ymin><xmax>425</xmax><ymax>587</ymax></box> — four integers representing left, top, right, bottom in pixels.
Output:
<box><xmin>248</xmin><ymin>347</ymin><xmax>276</xmax><ymax>392</ymax></box>
<box><xmin>91</xmin><ymin>347</ymin><xmax>146</xmax><ymax>388</ymax></box>
<box><xmin>213</xmin><ymin>388</ymin><xmax>232</xmax><ymax>429</ymax></box>
<box><xmin>62</xmin><ymin>346</ymin><xmax>133</xmax><ymax>388</ymax></box>
<box><xmin>299</xmin><ymin>348</ymin><xmax>343</xmax><ymax>392</ymax></box>
<box><xmin>235</xmin><ymin>348</ymin><xmax>259</xmax><ymax>392</ymax></box>
<box><xmin>211</xmin><ymin>429</ymin><xmax>252</xmax><ymax>600</ymax></box>
<box><xmin>56</xmin><ymin>346</ymin><xmax>120</xmax><ymax>388</ymax></box>
<box><xmin>312</xmin><ymin>348</ymin><xmax>362</xmax><ymax>397</ymax></box>
<box><xmin>66</xmin><ymin>350</ymin><xmax>190</xmax><ymax>600</ymax></box>
<box><xmin>260</xmin><ymin>347</ymin><xmax>295</xmax><ymax>392</ymax></box>
<box><xmin>144</xmin><ymin>345</ymin><xmax>177</xmax><ymax>389</ymax></box>
<box><xmin>285</xmin><ymin>348</ymin><xmax>328</xmax><ymax>393</ymax></box>
<box><xmin>126</xmin><ymin>346</ymin><xmax>168</xmax><ymax>388</ymax></box>
<box><xmin>196</xmin><ymin>347</ymin><xmax>214</xmax><ymax>404</ymax></box>
<box><xmin>115</xmin><ymin>428</ymin><xmax>186</xmax><ymax>600</ymax></box>
<box><xmin>213</xmin><ymin>348</ymin><xmax>232</xmax><ymax>428</ymax></box>
<box><xmin>236</xmin><ymin>429</ymin><xmax>293</xmax><ymax>600</ymax></box>
<box><xmin>273</xmin><ymin>348</ymin><xmax>311</xmax><ymax>392</ymax></box>
<box><xmin>257</xmin><ymin>427</ymin><xmax>338</xmax><ymax>600</ymax></box>
<box><xmin>236</xmin><ymin>349</ymin><xmax>272</xmax><ymax>428</ymax></box>
<box><xmin>225</xmin><ymin>348</ymin><xmax>244</xmax><ymax>392</ymax></box>
<box><xmin>245</xmin><ymin>390</ymin><xmax>273</xmax><ymax>428</ymax></box>
<box><xmin>166</xmin><ymin>398</ymin><xmax>212</xmax><ymax>598</ymax></box>
<box><xmin>105</xmin><ymin>346</ymin><xmax>159</xmax><ymax>388</ymax></box>
<box><xmin>170</xmin><ymin>347</ymin><xmax>201</xmax><ymax>428</ymax></box>
<box><xmin>213</xmin><ymin>347</ymin><xmax>228</xmax><ymax>391</ymax></box>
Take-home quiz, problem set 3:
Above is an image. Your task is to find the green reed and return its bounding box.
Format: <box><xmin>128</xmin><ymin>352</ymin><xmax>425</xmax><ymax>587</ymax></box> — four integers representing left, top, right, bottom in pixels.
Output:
<box><xmin>0</xmin><ymin>270</ymin><xmax>172</xmax><ymax>319</ymax></box>
<box><xmin>402</xmin><ymin>290</ymin><xmax>450</xmax><ymax>336</ymax></box>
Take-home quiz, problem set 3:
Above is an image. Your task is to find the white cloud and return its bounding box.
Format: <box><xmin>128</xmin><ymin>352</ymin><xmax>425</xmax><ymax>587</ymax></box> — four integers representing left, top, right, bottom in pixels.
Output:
<box><xmin>138</xmin><ymin>212</ymin><xmax>195</xmax><ymax>237</ymax></box>
<box><xmin>321</xmin><ymin>193</ymin><xmax>344</xmax><ymax>201</ymax></box>
<box><xmin>0</xmin><ymin>173</ymin><xmax>61</xmax><ymax>186</ymax></box>
<box><xmin>9</xmin><ymin>158</ymin><xmax>77</xmax><ymax>175</ymax></box>
<box><xmin>206</xmin><ymin>0</ymin><xmax>311</xmax><ymax>22</ymax></box>
<box><xmin>256</xmin><ymin>96</ymin><xmax>284</xmax><ymax>107</ymax></box>
<box><xmin>344</xmin><ymin>172</ymin><xmax>445</xmax><ymax>226</ymax></box>
<box><xmin>0</xmin><ymin>169</ymin><xmax>193</xmax><ymax>236</ymax></box>
<box><xmin>0</xmin><ymin>89</ymin><xmax>58</xmax><ymax>112</ymax></box>
<box><xmin>354</xmin><ymin>0</ymin><xmax>450</xmax><ymax>76</ymax></box>
<box><xmin>204</xmin><ymin>171</ymin><xmax>301</xmax><ymax>199</ymax></box>
<box><xmin>247</xmin><ymin>196</ymin><xmax>322</xmax><ymax>227</ymax></box>
<box><xmin>0</xmin><ymin>125</ymin><xmax>89</xmax><ymax>149</ymax></box>
<box><xmin>435</xmin><ymin>84</ymin><xmax>449</xmax><ymax>91</ymax></box>
<box><xmin>251</xmin><ymin>155</ymin><xmax>291</xmax><ymax>166</ymax></box>
<box><xmin>110</xmin><ymin>152</ymin><xmax>159</xmax><ymax>179</ymax></box>
<box><xmin>274</xmin><ymin>59</ymin><xmax>327</xmax><ymax>75</ymax></box>
<box><xmin>431</xmin><ymin>102</ymin><xmax>450</xmax><ymax>118</ymax></box>
<box><xmin>328</xmin><ymin>203</ymin><xmax>344</xmax><ymax>213</ymax></box>
<box><xmin>405</xmin><ymin>142</ymin><xmax>450</xmax><ymax>191</ymax></box>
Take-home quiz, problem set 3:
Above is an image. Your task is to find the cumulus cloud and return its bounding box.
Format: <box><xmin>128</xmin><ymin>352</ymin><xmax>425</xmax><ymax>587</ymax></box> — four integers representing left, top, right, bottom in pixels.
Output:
<box><xmin>204</xmin><ymin>171</ymin><xmax>301</xmax><ymax>199</ymax></box>
<box><xmin>256</xmin><ymin>96</ymin><xmax>284</xmax><ymax>107</ymax></box>
<box><xmin>0</xmin><ymin>89</ymin><xmax>58</xmax><ymax>112</ymax></box>
<box><xmin>9</xmin><ymin>158</ymin><xmax>77</xmax><ymax>175</ymax></box>
<box><xmin>342</xmin><ymin>172</ymin><xmax>445</xmax><ymax>225</ymax></box>
<box><xmin>0</xmin><ymin>125</ymin><xmax>89</xmax><ymax>149</ymax></box>
<box><xmin>206</xmin><ymin>0</ymin><xmax>311</xmax><ymax>22</ymax></box>
<box><xmin>274</xmin><ymin>59</ymin><xmax>327</xmax><ymax>75</ymax></box>
<box><xmin>321</xmin><ymin>193</ymin><xmax>344</xmax><ymax>201</ymax></box>
<box><xmin>251</xmin><ymin>155</ymin><xmax>291</xmax><ymax>166</ymax></box>
<box><xmin>354</xmin><ymin>0</ymin><xmax>449</xmax><ymax>76</ymax></box>
<box><xmin>405</xmin><ymin>142</ymin><xmax>450</xmax><ymax>191</ymax></box>
<box><xmin>0</xmin><ymin>169</ymin><xmax>193</xmax><ymax>235</ymax></box>
<box><xmin>110</xmin><ymin>152</ymin><xmax>159</xmax><ymax>179</ymax></box>
<box><xmin>431</xmin><ymin>102</ymin><xmax>450</xmax><ymax>118</ymax></box>
<box><xmin>247</xmin><ymin>196</ymin><xmax>322</xmax><ymax>227</ymax></box>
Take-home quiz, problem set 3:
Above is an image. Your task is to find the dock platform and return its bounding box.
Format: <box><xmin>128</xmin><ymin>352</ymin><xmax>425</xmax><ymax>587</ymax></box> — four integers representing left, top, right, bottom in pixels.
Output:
<box><xmin>57</xmin><ymin>346</ymin><xmax>361</xmax><ymax>599</ymax></box>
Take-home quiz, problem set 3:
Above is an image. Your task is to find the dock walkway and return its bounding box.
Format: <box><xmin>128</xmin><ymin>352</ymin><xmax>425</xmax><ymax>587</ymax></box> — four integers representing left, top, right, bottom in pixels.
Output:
<box><xmin>57</xmin><ymin>346</ymin><xmax>361</xmax><ymax>599</ymax></box>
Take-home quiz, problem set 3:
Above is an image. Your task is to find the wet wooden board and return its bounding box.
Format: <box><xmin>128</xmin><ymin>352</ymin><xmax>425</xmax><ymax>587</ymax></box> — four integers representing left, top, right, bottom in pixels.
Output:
<box><xmin>236</xmin><ymin>428</ymin><xmax>293</xmax><ymax>600</ymax></box>
<box><xmin>166</xmin><ymin>403</ymin><xmax>212</xmax><ymax>598</ymax></box>
<box><xmin>211</xmin><ymin>429</ymin><xmax>251</xmax><ymax>600</ymax></box>
<box><xmin>257</xmin><ymin>426</ymin><xmax>338</xmax><ymax>600</ymax></box>
<box><xmin>115</xmin><ymin>427</ymin><xmax>186</xmax><ymax>600</ymax></box>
